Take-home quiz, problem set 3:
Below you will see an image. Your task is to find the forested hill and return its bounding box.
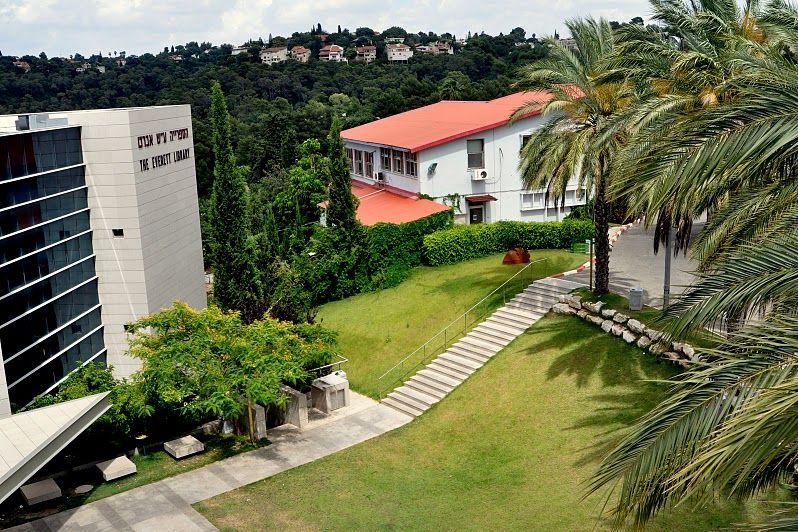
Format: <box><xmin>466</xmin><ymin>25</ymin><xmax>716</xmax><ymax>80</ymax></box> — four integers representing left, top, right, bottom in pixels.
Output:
<box><xmin>0</xmin><ymin>29</ymin><xmax>547</xmax><ymax>199</ymax></box>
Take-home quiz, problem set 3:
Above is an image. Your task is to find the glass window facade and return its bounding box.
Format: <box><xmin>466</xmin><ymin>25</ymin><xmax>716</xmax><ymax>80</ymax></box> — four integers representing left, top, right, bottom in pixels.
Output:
<box><xmin>0</xmin><ymin>127</ymin><xmax>105</xmax><ymax>408</ymax></box>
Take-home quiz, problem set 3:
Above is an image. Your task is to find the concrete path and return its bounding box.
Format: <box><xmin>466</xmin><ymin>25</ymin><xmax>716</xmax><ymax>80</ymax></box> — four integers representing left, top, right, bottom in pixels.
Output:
<box><xmin>570</xmin><ymin>222</ymin><xmax>703</xmax><ymax>308</ymax></box>
<box><xmin>11</xmin><ymin>392</ymin><xmax>411</xmax><ymax>531</ymax></box>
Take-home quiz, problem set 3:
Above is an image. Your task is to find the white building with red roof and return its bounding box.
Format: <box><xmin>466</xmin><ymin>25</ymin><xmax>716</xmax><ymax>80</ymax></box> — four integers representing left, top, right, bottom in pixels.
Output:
<box><xmin>290</xmin><ymin>46</ymin><xmax>311</xmax><ymax>63</ymax></box>
<box><xmin>319</xmin><ymin>44</ymin><xmax>345</xmax><ymax>62</ymax></box>
<box><xmin>341</xmin><ymin>92</ymin><xmax>585</xmax><ymax>224</ymax></box>
<box><xmin>386</xmin><ymin>43</ymin><xmax>413</xmax><ymax>62</ymax></box>
<box><xmin>260</xmin><ymin>46</ymin><xmax>288</xmax><ymax>65</ymax></box>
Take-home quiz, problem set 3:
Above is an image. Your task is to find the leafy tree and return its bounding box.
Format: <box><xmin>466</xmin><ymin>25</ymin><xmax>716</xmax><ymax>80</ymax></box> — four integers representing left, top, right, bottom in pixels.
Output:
<box><xmin>437</xmin><ymin>71</ymin><xmax>471</xmax><ymax>100</ymax></box>
<box><xmin>128</xmin><ymin>302</ymin><xmax>335</xmax><ymax>443</ymax></box>
<box><xmin>514</xmin><ymin>18</ymin><xmax>629</xmax><ymax>294</ymax></box>
<box><xmin>208</xmin><ymin>81</ymin><xmax>264</xmax><ymax>321</ymax></box>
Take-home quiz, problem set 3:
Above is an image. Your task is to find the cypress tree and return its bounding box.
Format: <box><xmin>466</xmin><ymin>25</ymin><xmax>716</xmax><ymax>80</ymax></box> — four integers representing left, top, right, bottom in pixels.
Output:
<box><xmin>325</xmin><ymin>119</ymin><xmax>358</xmax><ymax>230</ymax></box>
<box><xmin>209</xmin><ymin>81</ymin><xmax>263</xmax><ymax>322</ymax></box>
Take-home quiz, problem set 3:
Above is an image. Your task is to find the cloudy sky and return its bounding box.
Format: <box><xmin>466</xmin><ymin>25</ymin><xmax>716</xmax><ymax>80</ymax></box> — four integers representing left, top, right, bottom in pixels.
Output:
<box><xmin>2</xmin><ymin>0</ymin><xmax>650</xmax><ymax>58</ymax></box>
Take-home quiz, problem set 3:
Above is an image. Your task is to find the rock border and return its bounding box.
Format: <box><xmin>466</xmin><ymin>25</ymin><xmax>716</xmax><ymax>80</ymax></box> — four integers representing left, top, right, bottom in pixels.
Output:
<box><xmin>552</xmin><ymin>295</ymin><xmax>698</xmax><ymax>368</ymax></box>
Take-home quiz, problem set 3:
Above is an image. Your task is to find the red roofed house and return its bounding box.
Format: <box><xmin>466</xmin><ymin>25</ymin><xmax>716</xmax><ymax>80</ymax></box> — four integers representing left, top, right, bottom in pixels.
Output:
<box><xmin>260</xmin><ymin>46</ymin><xmax>288</xmax><ymax>65</ymax></box>
<box><xmin>290</xmin><ymin>46</ymin><xmax>311</xmax><ymax>63</ymax></box>
<box><xmin>341</xmin><ymin>91</ymin><xmax>585</xmax><ymax>224</ymax></box>
<box><xmin>386</xmin><ymin>43</ymin><xmax>413</xmax><ymax>62</ymax></box>
<box><xmin>355</xmin><ymin>45</ymin><xmax>377</xmax><ymax>63</ymax></box>
<box><xmin>319</xmin><ymin>44</ymin><xmax>345</xmax><ymax>62</ymax></box>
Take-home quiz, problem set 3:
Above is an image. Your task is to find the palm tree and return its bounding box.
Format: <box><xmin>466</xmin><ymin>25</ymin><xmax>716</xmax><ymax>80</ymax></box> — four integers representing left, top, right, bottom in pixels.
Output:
<box><xmin>514</xmin><ymin>17</ymin><xmax>632</xmax><ymax>294</ymax></box>
<box><xmin>589</xmin><ymin>1</ymin><xmax>798</xmax><ymax>526</ymax></box>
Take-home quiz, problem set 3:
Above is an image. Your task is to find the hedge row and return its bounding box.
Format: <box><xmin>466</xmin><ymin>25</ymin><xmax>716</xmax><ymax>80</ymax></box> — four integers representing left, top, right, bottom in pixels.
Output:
<box><xmin>422</xmin><ymin>219</ymin><xmax>594</xmax><ymax>266</ymax></box>
<box><xmin>368</xmin><ymin>209</ymin><xmax>454</xmax><ymax>287</ymax></box>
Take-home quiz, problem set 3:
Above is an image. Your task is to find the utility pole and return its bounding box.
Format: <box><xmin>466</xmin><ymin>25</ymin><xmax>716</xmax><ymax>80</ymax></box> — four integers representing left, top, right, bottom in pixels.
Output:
<box><xmin>663</xmin><ymin>224</ymin><xmax>672</xmax><ymax>310</ymax></box>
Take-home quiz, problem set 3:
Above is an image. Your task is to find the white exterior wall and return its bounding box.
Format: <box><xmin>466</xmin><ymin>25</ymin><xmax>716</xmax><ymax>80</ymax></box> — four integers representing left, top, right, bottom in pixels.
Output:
<box><xmin>52</xmin><ymin>106</ymin><xmax>206</xmax><ymax>377</ymax></box>
<box><xmin>387</xmin><ymin>47</ymin><xmax>413</xmax><ymax>62</ymax></box>
<box><xmin>417</xmin><ymin>115</ymin><xmax>583</xmax><ymax>223</ymax></box>
<box><xmin>261</xmin><ymin>48</ymin><xmax>288</xmax><ymax>64</ymax></box>
<box><xmin>345</xmin><ymin>140</ymin><xmax>420</xmax><ymax>194</ymax></box>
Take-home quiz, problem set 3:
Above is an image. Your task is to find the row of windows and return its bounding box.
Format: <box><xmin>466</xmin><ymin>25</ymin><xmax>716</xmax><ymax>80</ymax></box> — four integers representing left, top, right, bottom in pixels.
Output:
<box><xmin>0</xmin><ymin>165</ymin><xmax>86</xmax><ymax>210</ymax></box>
<box><xmin>0</xmin><ymin>279</ymin><xmax>101</xmax><ymax>360</ymax></box>
<box><xmin>0</xmin><ymin>233</ymin><xmax>93</xmax><ymax>297</ymax></box>
<box><xmin>0</xmin><ymin>188</ymin><xmax>88</xmax><ymax>237</ymax></box>
<box><xmin>0</xmin><ymin>257</ymin><xmax>96</xmax><ymax>326</ymax></box>
<box><xmin>346</xmin><ymin>148</ymin><xmax>374</xmax><ymax>178</ymax></box>
<box><xmin>7</xmin><ymin>331</ymin><xmax>105</xmax><ymax>408</ymax></box>
<box><xmin>379</xmin><ymin>148</ymin><xmax>418</xmax><ymax>177</ymax></box>
<box><xmin>0</xmin><ymin>211</ymin><xmax>91</xmax><ymax>265</ymax></box>
<box><xmin>520</xmin><ymin>190</ymin><xmax>579</xmax><ymax>210</ymax></box>
<box><xmin>1</xmin><ymin>128</ymin><xmax>82</xmax><ymax>182</ymax></box>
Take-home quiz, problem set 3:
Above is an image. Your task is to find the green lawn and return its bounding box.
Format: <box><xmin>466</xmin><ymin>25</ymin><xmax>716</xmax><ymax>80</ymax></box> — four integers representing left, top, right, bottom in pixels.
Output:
<box><xmin>317</xmin><ymin>249</ymin><xmax>588</xmax><ymax>397</ymax></box>
<box><xmin>195</xmin><ymin>315</ymin><xmax>775</xmax><ymax>530</ymax></box>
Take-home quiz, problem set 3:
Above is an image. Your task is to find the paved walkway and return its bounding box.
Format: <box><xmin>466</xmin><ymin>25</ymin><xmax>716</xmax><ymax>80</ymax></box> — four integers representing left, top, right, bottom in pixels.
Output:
<box><xmin>570</xmin><ymin>222</ymin><xmax>702</xmax><ymax>308</ymax></box>
<box><xmin>12</xmin><ymin>392</ymin><xmax>411</xmax><ymax>531</ymax></box>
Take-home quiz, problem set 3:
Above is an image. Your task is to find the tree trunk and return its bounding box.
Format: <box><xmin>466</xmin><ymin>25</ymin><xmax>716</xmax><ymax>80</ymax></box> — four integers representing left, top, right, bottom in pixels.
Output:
<box><xmin>593</xmin><ymin>175</ymin><xmax>610</xmax><ymax>295</ymax></box>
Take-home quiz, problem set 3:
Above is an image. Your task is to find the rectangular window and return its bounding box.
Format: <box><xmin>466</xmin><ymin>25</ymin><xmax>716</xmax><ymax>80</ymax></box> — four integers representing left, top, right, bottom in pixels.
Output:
<box><xmin>520</xmin><ymin>193</ymin><xmax>545</xmax><ymax>210</ymax></box>
<box><xmin>354</xmin><ymin>150</ymin><xmax>364</xmax><ymax>176</ymax></box>
<box><xmin>405</xmin><ymin>152</ymin><xmax>418</xmax><ymax>177</ymax></box>
<box><xmin>364</xmin><ymin>152</ymin><xmax>374</xmax><ymax>178</ymax></box>
<box><xmin>392</xmin><ymin>149</ymin><xmax>404</xmax><ymax>174</ymax></box>
<box><xmin>381</xmin><ymin>147</ymin><xmax>391</xmax><ymax>171</ymax></box>
<box><xmin>467</xmin><ymin>139</ymin><xmax>484</xmax><ymax>169</ymax></box>
<box><xmin>346</xmin><ymin>148</ymin><xmax>354</xmax><ymax>172</ymax></box>
<box><xmin>521</xmin><ymin>135</ymin><xmax>532</xmax><ymax>151</ymax></box>
<box><xmin>112</xmin><ymin>228</ymin><xmax>124</xmax><ymax>237</ymax></box>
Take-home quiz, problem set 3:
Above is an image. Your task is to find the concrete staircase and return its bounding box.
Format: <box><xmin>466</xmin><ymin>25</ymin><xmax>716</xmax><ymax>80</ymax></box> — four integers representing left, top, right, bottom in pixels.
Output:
<box><xmin>382</xmin><ymin>276</ymin><xmax>585</xmax><ymax>417</ymax></box>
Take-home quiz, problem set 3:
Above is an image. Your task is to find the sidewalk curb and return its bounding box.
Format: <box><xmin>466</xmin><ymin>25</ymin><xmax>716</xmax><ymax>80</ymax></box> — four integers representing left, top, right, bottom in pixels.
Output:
<box><xmin>548</xmin><ymin>220</ymin><xmax>639</xmax><ymax>279</ymax></box>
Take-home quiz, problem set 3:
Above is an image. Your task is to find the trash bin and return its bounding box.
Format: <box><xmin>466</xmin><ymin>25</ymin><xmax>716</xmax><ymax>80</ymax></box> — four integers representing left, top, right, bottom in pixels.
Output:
<box><xmin>629</xmin><ymin>287</ymin><xmax>644</xmax><ymax>311</ymax></box>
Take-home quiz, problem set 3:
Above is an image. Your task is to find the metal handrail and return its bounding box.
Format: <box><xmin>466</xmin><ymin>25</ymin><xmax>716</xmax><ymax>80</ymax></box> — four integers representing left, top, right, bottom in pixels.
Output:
<box><xmin>377</xmin><ymin>258</ymin><xmax>547</xmax><ymax>397</ymax></box>
<box><xmin>308</xmin><ymin>353</ymin><xmax>349</xmax><ymax>378</ymax></box>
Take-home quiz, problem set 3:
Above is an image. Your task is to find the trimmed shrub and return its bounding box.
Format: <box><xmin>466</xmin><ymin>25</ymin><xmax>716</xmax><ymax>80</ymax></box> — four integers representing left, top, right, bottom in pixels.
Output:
<box><xmin>367</xmin><ymin>209</ymin><xmax>454</xmax><ymax>288</ymax></box>
<box><xmin>423</xmin><ymin>219</ymin><xmax>594</xmax><ymax>266</ymax></box>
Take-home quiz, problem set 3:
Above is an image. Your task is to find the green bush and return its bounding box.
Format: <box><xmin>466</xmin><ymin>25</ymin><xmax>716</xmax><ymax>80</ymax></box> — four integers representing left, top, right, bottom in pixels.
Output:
<box><xmin>367</xmin><ymin>210</ymin><xmax>454</xmax><ymax>288</ymax></box>
<box><xmin>423</xmin><ymin>219</ymin><xmax>594</xmax><ymax>266</ymax></box>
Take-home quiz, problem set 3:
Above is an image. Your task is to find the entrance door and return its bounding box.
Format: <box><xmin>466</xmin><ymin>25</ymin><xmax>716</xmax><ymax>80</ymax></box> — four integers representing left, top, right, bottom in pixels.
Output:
<box><xmin>469</xmin><ymin>204</ymin><xmax>484</xmax><ymax>224</ymax></box>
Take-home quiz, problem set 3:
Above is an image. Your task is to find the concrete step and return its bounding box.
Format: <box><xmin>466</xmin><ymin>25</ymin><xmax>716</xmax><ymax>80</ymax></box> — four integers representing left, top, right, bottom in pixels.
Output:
<box><xmin>484</xmin><ymin>315</ymin><xmax>530</xmax><ymax>333</ymax></box>
<box><xmin>468</xmin><ymin>328</ymin><xmax>512</xmax><ymax>349</ymax></box>
<box><xmin>505</xmin><ymin>299</ymin><xmax>551</xmax><ymax>314</ymax></box>
<box><xmin>461</xmin><ymin>332</ymin><xmax>505</xmax><ymax>351</ymax></box>
<box><xmin>427</xmin><ymin>360</ymin><xmax>472</xmax><ymax>380</ymax></box>
<box><xmin>480</xmin><ymin>318</ymin><xmax>527</xmax><ymax>336</ymax></box>
<box><xmin>453</xmin><ymin>338</ymin><xmax>497</xmax><ymax>357</ymax></box>
<box><xmin>472</xmin><ymin>324</ymin><xmax>516</xmax><ymax>343</ymax></box>
<box><xmin>515</xmin><ymin>291</ymin><xmax>561</xmax><ymax>306</ymax></box>
<box><xmin>448</xmin><ymin>344</ymin><xmax>491</xmax><ymax>365</ymax></box>
<box><xmin>387</xmin><ymin>389</ymin><xmax>432</xmax><ymax>413</ymax></box>
<box><xmin>406</xmin><ymin>374</ymin><xmax>452</xmax><ymax>397</ymax></box>
<box><xmin>382</xmin><ymin>395</ymin><xmax>424</xmax><ymax>417</ymax></box>
<box><xmin>536</xmin><ymin>277</ymin><xmax>586</xmax><ymax>291</ymax></box>
<box><xmin>438</xmin><ymin>352</ymin><xmax>483</xmax><ymax>371</ymax></box>
<box><xmin>495</xmin><ymin>306</ymin><xmax>540</xmax><ymax>322</ymax></box>
<box><xmin>526</xmin><ymin>283</ymin><xmax>571</xmax><ymax>299</ymax></box>
<box><xmin>418</xmin><ymin>368</ymin><xmax>462</xmax><ymax>388</ymax></box>
<box><xmin>393</xmin><ymin>385</ymin><xmax>440</xmax><ymax>407</ymax></box>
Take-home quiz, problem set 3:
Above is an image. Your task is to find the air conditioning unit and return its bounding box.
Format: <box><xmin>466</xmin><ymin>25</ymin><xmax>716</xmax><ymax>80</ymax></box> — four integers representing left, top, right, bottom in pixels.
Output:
<box><xmin>375</xmin><ymin>171</ymin><xmax>385</xmax><ymax>182</ymax></box>
<box><xmin>470</xmin><ymin>169</ymin><xmax>488</xmax><ymax>181</ymax></box>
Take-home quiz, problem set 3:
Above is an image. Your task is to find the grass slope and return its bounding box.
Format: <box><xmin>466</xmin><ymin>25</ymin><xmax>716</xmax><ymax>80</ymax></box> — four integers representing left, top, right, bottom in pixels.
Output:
<box><xmin>196</xmin><ymin>315</ymin><xmax>773</xmax><ymax>530</ymax></box>
<box><xmin>317</xmin><ymin>250</ymin><xmax>587</xmax><ymax>397</ymax></box>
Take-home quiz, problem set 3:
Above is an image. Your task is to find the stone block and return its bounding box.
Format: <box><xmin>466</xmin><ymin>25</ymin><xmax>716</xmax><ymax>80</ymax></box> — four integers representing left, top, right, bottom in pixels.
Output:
<box><xmin>566</xmin><ymin>295</ymin><xmax>582</xmax><ymax>310</ymax></box>
<box><xmin>280</xmin><ymin>385</ymin><xmax>309</xmax><ymax>430</ymax></box>
<box><xmin>612</xmin><ymin>312</ymin><xmax>629</xmax><ymax>324</ymax></box>
<box><xmin>558</xmin><ymin>294</ymin><xmax>568</xmax><ymax>303</ymax></box>
<box><xmin>601</xmin><ymin>320</ymin><xmax>614</xmax><ymax>333</ymax></box>
<box><xmin>672</xmin><ymin>341</ymin><xmax>684</xmax><ymax>352</ymax></box>
<box><xmin>611</xmin><ymin>324</ymin><xmax>625</xmax><ymax>337</ymax></box>
<box><xmin>20</xmin><ymin>479</ymin><xmax>61</xmax><ymax>505</ymax></box>
<box><xmin>311</xmin><ymin>371</ymin><xmax>350</xmax><ymax>413</ymax></box>
<box><xmin>649</xmin><ymin>342</ymin><xmax>669</xmax><ymax>355</ymax></box>
<box><xmin>637</xmin><ymin>336</ymin><xmax>652</xmax><ymax>349</ymax></box>
<box><xmin>627</xmin><ymin>319</ymin><xmax>645</xmax><ymax>335</ymax></box>
<box><xmin>683</xmin><ymin>344</ymin><xmax>697</xmax><ymax>360</ymax></box>
<box><xmin>577</xmin><ymin>309</ymin><xmax>589</xmax><ymax>319</ymax></box>
<box><xmin>645</xmin><ymin>327</ymin><xmax>664</xmax><ymax>342</ymax></box>
<box><xmin>622</xmin><ymin>330</ymin><xmax>637</xmax><ymax>344</ymax></box>
<box><xmin>201</xmin><ymin>420</ymin><xmax>221</xmax><ymax>435</ymax></box>
<box><xmin>164</xmin><ymin>435</ymin><xmax>205</xmax><ymax>459</ymax></box>
<box><xmin>601</xmin><ymin>309</ymin><xmax>617</xmax><ymax>319</ymax></box>
<box><xmin>96</xmin><ymin>456</ymin><xmax>136</xmax><ymax>481</ymax></box>
<box><xmin>583</xmin><ymin>301</ymin><xmax>605</xmax><ymax>314</ymax></box>
<box><xmin>552</xmin><ymin>303</ymin><xmax>573</xmax><ymax>315</ymax></box>
<box><xmin>587</xmin><ymin>314</ymin><xmax>604</xmax><ymax>326</ymax></box>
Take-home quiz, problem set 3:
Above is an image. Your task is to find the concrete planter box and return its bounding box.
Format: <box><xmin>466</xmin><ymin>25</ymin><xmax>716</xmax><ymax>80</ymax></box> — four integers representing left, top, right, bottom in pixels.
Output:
<box><xmin>164</xmin><ymin>435</ymin><xmax>205</xmax><ymax>459</ymax></box>
<box><xmin>20</xmin><ymin>478</ymin><xmax>61</xmax><ymax>505</ymax></box>
<box><xmin>96</xmin><ymin>456</ymin><xmax>137</xmax><ymax>481</ymax></box>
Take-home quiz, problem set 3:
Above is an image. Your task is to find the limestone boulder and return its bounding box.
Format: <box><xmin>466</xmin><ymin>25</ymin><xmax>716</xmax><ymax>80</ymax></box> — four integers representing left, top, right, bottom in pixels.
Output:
<box><xmin>577</xmin><ymin>309</ymin><xmax>589</xmax><ymax>319</ymax></box>
<box><xmin>627</xmin><ymin>319</ymin><xmax>645</xmax><ymax>335</ymax></box>
<box><xmin>552</xmin><ymin>303</ymin><xmax>575</xmax><ymax>315</ymax></box>
<box><xmin>637</xmin><ymin>336</ymin><xmax>652</xmax><ymax>349</ymax></box>
<box><xmin>601</xmin><ymin>320</ymin><xmax>614</xmax><ymax>333</ymax></box>
<box><xmin>587</xmin><ymin>314</ymin><xmax>604</xmax><ymax>326</ymax></box>
<box><xmin>566</xmin><ymin>295</ymin><xmax>583</xmax><ymax>310</ymax></box>
<box><xmin>645</xmin><ymin>327</ymin><xmax>664</xmax><ymax>342</ymax></box>
<box><xmin>601</xmin><ymin>308</ymin><xmax>617</xmax><ymax>319</ymax></box>
<box><xmin>649</xmin><ymin>342</ymin><xmax>669</xmax><ymax>355</ymax></box>
<box><xmin>611</xmin><ymin>324</ymin><xmax>625</xmax><ymax>337</ymax></box>
<box><xmin>612</xmin><ymin>312</ymin><xmax>629</xmax><ymax>324</ymax></box>
<box><xmin>583</xmin><ymin>301</ymin><xmax>605</xmax><ymax>314</ymax></box>
<box><xmin>622</xmin><ymin>330</ymin><xmax>637</xmax><ymax>344</ymax></box>
<box><xmin>683</xmin><ymin>344</ymin><xmax>696</xmax><ymax>360</ymax></box>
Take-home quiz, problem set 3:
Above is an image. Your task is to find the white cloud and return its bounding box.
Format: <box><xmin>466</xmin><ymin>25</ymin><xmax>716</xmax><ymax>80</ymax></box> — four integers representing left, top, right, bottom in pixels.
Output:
<box><xmin>2</xmin><ymin>0</ymin><xmax>651</xmax><ymax>57</ymax></box>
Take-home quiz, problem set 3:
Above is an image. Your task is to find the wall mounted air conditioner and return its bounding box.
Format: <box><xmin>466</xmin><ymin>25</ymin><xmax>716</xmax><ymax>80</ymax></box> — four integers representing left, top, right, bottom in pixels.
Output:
<box><xmin>470</xmin><ymin>169</ymin><xmax>488</xmax><ymax>181</ymax></box>
<box><xmin>375</xmin><ymin>172</ymin><xmax>385</xmax><ymax>182</ymax></box>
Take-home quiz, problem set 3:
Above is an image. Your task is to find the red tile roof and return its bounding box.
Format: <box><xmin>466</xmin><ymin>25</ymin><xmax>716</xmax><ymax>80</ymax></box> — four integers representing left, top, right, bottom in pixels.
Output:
<box><xmin>341</xmin><ymin>91</ymin><xmax>553</xmax><ymax>153</ymax></box>
<box><xmin>351</xmin><ymin>181</ymin><xmax>450</xmax><ymax>225</ymax></box>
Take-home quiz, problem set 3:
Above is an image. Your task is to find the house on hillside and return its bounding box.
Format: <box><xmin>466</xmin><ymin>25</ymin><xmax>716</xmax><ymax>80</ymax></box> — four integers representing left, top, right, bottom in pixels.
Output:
<box><xmin>319</xmin><ymin>44</ymin><xmax>345</xmax><ymax>62</ymax></box>
<box><xmin>290</xmin><ymin>45</ymin><xmax>311</xmax><ymax>63</ymax></box>
<box><xmin>260</xmin><ymin>46</ymin><xmax>288</xmax><ymax>65</ymax></box>
<box><xmin>231</xmin><ymin>45</ymin><xmax>249</xmax><ymax>55</ymax></box>
<box><xmin>416</xmin><ymin>42</ymin><xmax>453</xmax><ymax>55</ymax></box>
<box><xmin>386</xmin><ymin>43</ymin><xmax>413</xmax><ymax>62</ymax></box>
<box><xmin>385</xmin><ymin>37</ymin><xmax>405</xmax><ymax>44</ymax></box>
<box><xmin>341</xmin><ymin>92</ymin><xmax>585</xmax><ymax>224</ymax></box>
<box><xmin>13</xmin><ymin>61</ymin><xmax>31</xmax><ymax>73</ymax></box>
<box><xmin>355</xmin><ymin>45</ymin><xmax>377</xmax><ymax>63</ymax></box>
